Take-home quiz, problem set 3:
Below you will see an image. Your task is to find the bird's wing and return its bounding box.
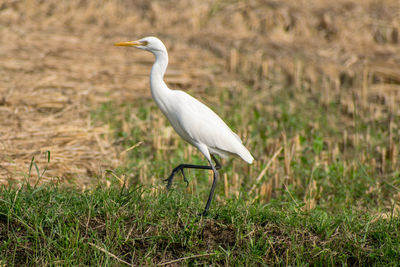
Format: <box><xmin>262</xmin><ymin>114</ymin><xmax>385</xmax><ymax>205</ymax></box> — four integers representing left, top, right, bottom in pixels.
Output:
<box><xmin>172</xmin><ymin>91</ymin><xmax>245</xmax><ymax>154</ymax></box>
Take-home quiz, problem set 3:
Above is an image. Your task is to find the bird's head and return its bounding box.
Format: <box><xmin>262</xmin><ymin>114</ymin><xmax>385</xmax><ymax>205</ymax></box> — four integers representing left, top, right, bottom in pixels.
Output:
<box><xmin>114</xmin><ymin>36</ymin><xmax>167</xmax><ymax>54</ymax></box>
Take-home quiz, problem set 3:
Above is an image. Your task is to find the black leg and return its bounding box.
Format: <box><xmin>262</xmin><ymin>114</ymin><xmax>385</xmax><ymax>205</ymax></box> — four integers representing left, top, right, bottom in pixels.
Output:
<box><xmin>164</xmin><ymin>155</ymin><xmax>221</xmax><ymax>215</ymax></box>
<box><xmin>200</xmin><ymin>161</ymin><xmax>219</xmax><ymax>216</ymax></box>
<box><xmin>211</xmin><ymin>155</ymin><xmax>221</xmax><ymax>170</ymax></box>
<box><xmin>164</xmin><ymin>155</ymin><xmax>221</xmax><ymax>189</ymax></box>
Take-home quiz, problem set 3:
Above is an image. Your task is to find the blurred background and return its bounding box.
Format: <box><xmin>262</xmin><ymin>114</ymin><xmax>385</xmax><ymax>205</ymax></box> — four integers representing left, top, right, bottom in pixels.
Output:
<box><xmin>0</xmin><ymin>0</ymin><xmax>399</xmax><ymax>211</ymax></box>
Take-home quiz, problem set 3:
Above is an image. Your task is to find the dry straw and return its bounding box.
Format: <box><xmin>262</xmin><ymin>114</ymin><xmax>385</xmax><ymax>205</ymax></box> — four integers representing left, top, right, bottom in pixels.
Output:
<box><xmin>1</xmin><ymin>0</ymin><xmax>399</xmax><ymax>187</ymax></box>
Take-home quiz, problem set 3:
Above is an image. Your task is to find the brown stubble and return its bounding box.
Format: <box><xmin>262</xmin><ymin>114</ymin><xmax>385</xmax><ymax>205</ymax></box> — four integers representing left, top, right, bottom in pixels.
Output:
<box><xmin>0</xmin><ymin>0</ymin><xmax>399</xmax><ymax>192</ymax></box>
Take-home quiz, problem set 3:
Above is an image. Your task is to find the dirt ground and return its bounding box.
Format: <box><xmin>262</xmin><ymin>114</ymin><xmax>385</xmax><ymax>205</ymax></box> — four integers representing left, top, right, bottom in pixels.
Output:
<box><xmin>1</xmin><ymin>0</ymin><xmax>399</xmax><ymax>186</ymax></box>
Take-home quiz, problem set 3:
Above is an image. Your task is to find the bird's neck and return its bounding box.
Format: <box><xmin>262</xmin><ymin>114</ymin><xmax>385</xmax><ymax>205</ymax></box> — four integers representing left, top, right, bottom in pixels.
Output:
<box><xmin>150</xmin><ymin>50</ymin><xmax>168</xmax><ymax>85</ymax></box>
<box><xmin>150</xmin><ymin>50</ymin><xmax>171</xmax><ymax>108</ymax></box>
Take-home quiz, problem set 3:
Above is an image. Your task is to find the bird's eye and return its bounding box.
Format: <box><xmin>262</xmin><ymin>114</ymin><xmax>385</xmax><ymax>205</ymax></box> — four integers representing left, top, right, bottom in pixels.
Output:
<box><xmin>141</xmin><ymin>41</ymin><xmax>148</xmax><ymax>46</ymax></box>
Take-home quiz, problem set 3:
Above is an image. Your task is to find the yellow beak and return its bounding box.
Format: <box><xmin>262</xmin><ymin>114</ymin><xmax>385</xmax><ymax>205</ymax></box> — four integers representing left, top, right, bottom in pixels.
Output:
<box><xmin>114</xmin><ymin>40</ymin><xmax>144</xmax><ymax>47</ymax></box>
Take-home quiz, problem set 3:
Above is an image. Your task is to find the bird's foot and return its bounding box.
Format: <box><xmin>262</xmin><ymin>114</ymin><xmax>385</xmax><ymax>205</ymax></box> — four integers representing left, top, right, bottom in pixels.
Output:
<box><xmin>163</xmin><ymin>174</ymin><xmax>174</xmax><ymax>190</ymax></box>
<box><xmin>198</xmin><ymin>210</ymin><xmax>209</xmax><ymax>217</ymax></box>
<box><xmin>197</xmin><ymin>211</ymin><xmax>219</xmax><ymax>219</ymax></box>
<box><xmin>163</xmin><ymin>166</ymin><xmax>190</xmax><ymax>189</ymax></box>
<box><xmin>180</xmin><ymin>169</ymin><xmax>189</xmax><ymax>187</ymax></box>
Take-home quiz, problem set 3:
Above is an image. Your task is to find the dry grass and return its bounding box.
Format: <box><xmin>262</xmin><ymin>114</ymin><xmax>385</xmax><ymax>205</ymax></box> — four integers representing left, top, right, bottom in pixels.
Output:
<box><xmin>0</xmin><ymin>0</ymin><xmax>399</xmax><ymax>187</ymax></box>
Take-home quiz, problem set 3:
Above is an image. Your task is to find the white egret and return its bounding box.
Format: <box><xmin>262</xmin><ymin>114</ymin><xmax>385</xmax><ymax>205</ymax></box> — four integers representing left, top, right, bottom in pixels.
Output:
<box><xmin>115</xmin><ymin>36</ymin><xmax>254</xmax><ymax>215</ymax></box>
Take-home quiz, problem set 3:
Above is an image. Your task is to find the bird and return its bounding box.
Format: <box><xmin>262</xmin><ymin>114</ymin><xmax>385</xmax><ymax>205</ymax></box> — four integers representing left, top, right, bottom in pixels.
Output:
<box><xmin>115</xmin><ymin>36</ymin><xmax>254</xmax><ymax>216</ymax></box>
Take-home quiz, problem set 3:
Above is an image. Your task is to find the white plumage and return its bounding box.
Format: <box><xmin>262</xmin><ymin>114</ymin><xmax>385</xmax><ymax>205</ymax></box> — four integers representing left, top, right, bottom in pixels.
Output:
<box><xmin>115</xmin><ymin>36</ymin><xmax>253</xmax><ymax>215</ymax></box>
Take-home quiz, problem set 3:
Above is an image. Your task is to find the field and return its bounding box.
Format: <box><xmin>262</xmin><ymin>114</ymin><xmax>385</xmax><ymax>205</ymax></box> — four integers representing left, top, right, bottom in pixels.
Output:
<box><xmin>1</xmin><ymin>0</ymin><xmax>400</xmax><ymax>265</ymax></box>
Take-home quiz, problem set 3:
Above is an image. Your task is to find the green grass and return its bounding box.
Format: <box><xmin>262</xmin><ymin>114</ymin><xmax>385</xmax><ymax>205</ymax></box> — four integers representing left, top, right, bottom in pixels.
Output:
<box><xmin>2</xmin><ymin>77</ymin><xmax>400</xmax><ymax>265</ymax></box>
<box><xmin>1</xmin><ymin>181</ymin><xmax>399</xmax><ymax>265</ymax></box>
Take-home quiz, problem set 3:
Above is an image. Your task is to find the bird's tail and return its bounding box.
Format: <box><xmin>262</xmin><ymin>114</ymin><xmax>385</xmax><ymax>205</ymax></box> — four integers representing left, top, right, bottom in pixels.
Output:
<box><xmin>238</xmin><ymin>146</ymin><xmax>254</xmax><ymax>164</ymax></box>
